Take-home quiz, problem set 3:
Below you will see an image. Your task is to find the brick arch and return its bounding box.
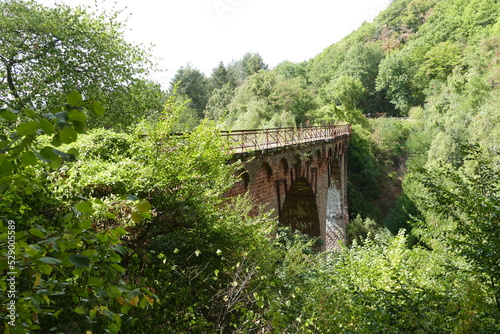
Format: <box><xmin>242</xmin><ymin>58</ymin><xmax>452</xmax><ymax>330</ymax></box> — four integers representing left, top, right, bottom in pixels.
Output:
<box><xmin>247</xmin><ymin>161</ymin><xmax>275</xmax><ymax>216</ymax></box>
<box><xmin>240</xmin><ymin>170</ymin><xmax>250</xmax><ymax>190</ymax></box>
<box><xmin>327</xmin><ymin>147</ymin><xmax>333</xmax><ymax>160</ymax></box>
<box><xmin>334</xmin><ymin>143</ymin><xmax>340</xmax><ymax>160</ymax></box>
<box><xmin>292</xmin><ymin>154</ymin><xmax>302</xmax><ymax>181</ymax></box>
<box><xmin>338</xmin><ymin>142</ymin><xmax>344</xmax><ymax>158</ymax></box>
<box><xmin>281</xmin><ymin>177</ymin><xmax>321</xmax><ymax>249</ymax></box>
<box><xmin>278</xmin><ymin>158</ymin><xmax>288</xmax><ymax>178</ymax></box>
<box><xmin>316</xmin><ymin>149</ymin><xmax>322</xmax><ymax>161</ymax></box>
<box><xmin>258</xmin><ymin>162</ymin><xmax>273</xmax><ymax>181</ymax></box>
<box><xmin>224</xmin><ymin>168</ymin><xmax>249</xmax><ymax>198</ymax></box>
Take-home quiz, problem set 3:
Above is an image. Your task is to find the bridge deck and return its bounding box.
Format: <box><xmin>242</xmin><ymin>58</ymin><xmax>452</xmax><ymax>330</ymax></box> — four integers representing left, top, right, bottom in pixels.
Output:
<box><xmin>221</xmin><ymin>124</ymin><xmax>352</xmax><ymax>153</ymax></box>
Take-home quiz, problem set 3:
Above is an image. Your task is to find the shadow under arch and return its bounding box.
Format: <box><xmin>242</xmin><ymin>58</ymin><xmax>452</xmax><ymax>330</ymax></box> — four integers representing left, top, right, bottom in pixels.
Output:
<box><xmin>281</xmin><ymin>177</ymin><xmax>321</xmax><ymax>247</ymax></box>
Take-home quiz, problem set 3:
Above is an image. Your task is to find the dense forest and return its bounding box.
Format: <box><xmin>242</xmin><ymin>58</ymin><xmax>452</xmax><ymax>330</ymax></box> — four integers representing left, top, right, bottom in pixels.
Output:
<box><xmin>1</xmin><ymin>0</ymin><xmax>499</xmax><ymax>332</ymax></box>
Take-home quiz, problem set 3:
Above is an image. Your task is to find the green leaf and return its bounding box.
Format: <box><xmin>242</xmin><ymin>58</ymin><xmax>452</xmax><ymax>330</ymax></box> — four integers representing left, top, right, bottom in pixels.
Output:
<box><xmin>108</xmin><ymin>323</ymin><xmax>119</xmax><ymax>334</ymax></box>
<box><xmin>16</xmin><ymin>121</ymin><xmax>39</xmax><ymax>136</ymax></box>
<box><xmin>72</xmin><ymin>120</ymin><xmax>86</xmax><ymax>133</ymax></box>
<box><xmin>111</xmin><ymin>263</ymin><xmax>125</xmax><ymax>273</ymax></box>
<box><xmin>0</xmin><ymin>109</ymin><xmax>18</xmax><ymax>121</ymax></box>
<box><xmin>69</xmin><ymin>254</ymin><xmax>90</xmax><ymax>268</ymax></box>
<box><xmin>75</xmin><ymin>201</ymin><xmax>92</xmax><ymax>213</ymax></box>
<box><xmin>59</xmin><ymin>126</ymin><xmax>78</xmax><ymax>144</ymax></box>
<box><xmin>68</xmin><ymin>110</ymin><xmax>87</xmax><ymax>123</ymax></box>
<box><xmin>51</xmin><ymin>133</ymin><xmax>62</xmax><ymax>147</ymax></box>
<box><xmin>40</xmin><ymin>146</ymin><xmax>55</xmax><ymax>158</ymax></box>
<box><xmin>74</xmin><ymin>306</ymin><xmax>86</xmax><ymax>315</ymax></box>
<box><xmin>38</xmin><ymin>257</ymin><xmax>62</xmax><ymax>265</ymax></box>
<box><xmin>43</xmin><ymin>112</ymin><xmax>57</xmax><ymax>120</ymax></box>
<box><xmin>82</xmin><ymin>249</ymin><xmax>98</xmax><ymax>257</ymax></box>
<box><xmin>88</xmin><ymin>277</ymin><xmax>100</xmax><ymax>286</ymax></box>
<box><xmin>66</xmin><ymin>91</ymin><xmax>83</xmax><ymax>106</ymax></box>
<box><xmin>106</xmin><ymin>286</ymin><xmax>122</xmax><ymax>298</ymax></box>
<box><xmin>34</xmin><ymin>149</ymin><xmax>51</xmax><ymax>164</ymax></box>
<box><xmin>24</xmin><ymin>184</ymin><xmax>34</xmax><ymax>195</ymax></box>
<box><xmin>121</xmin><ymin>304</ymin><xmax>131</xmax><ymax>315</ymax></box>
<box><xmin>21</xmin><ymin>151</ymin><xmax>38</xmax><ymax>166</ymax></box>
<box><xmin>131</xmin><ymin>211</ymin><xmax>142</xmax><ymax>223</ymax></box>
<box><xmin>96</xmin><ymin>234</ymin><xmax>108</xmax><ymax>243</ymax></box>
<box><xmin>111</xmin><ymin>244</ymin><xmax>127</xmax><ymax>256</ymax></box>
<box><xmin>39</xmin><ymin>119</ymin><xmax>55</xmax><ymax>135</ymax></box>
<box><xmin>137</xmin><ymin>200</ymin><xmax>152</xmax><ymax>213</ymax></box>
<box><xmin>0</xmin><ymin>159</ymin><xmax>14</xmax><ymax>177</ymax></box>
<box><xmin>114</xmin><ymin>227</ymin><xmax>127</xmax><ymax>236</ymax></box>
<box><xmin>28</xmin><ymin>228</ymin><xmax>45</xmax><ymax>238</ymax></box>
<box><xmin>52</xmin><ymin>149</ymin><xmax>76</xmax><ymax>162</ymax></box>
<box><xmin>78</xmin><ymin>220</ymin><xmax>92</xmax><ymax>230</ymax></box>
<box><xmin>63</xmin><ymin>212</ymin><xmax>74</xmax><ymax>222</ymax></box>
<box><xmin>39</xmin><ymin>264</ymin><xmax>53</xmax><ymax>275</ymax></box>
<box><xmin>126</xmin><ymin>194</ymin><xmax>139</xmax><ymax>201</ymax></box>
<box><xmin>24</xmin><ymin>109</ymin><xmax>36</xmax><ymax>118</ymax></box>
<box><xmin>90</xmin><ymin>101</ymin><xmax>105</xmax><ymax>116</ymax></box>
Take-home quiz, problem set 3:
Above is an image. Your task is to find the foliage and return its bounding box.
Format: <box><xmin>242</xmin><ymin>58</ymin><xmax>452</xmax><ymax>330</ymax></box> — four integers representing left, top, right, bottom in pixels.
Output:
<box><xmin>204</xmin><ymin>83</ymin><xmax>235</xmax><ymax>123</ymax></box>
<box><xmin>226</xmin><ymin>52</ymin><xmax>269</xmax><ymax>87</ymax></box>
<box><xmin>413</xmin><ymin>146</ymin><xmax>500</xmax><ymax>314</ymax></box>
<box><xmin>0</xmin><ymin>0</ymin><xmax>161</xmax><ymax>130</ymax></box>
<box><xmin>0</xmin><ymin>92</ymin><xmax>147</xmax><ymax>333</ymax></box>
<box><xmin>226</xmin><ymin>70</ymin><xmax>316</xmax><ymax>129</ymax></box>
<box><xmin>303</xmin><ymin>231</ymin><xmax>499</xmax><ymax>333</ymax></box>
<box><xmin>169</xmin><ymin>64</ymin><xmax>210</xmax><ymax>120</ymax></box>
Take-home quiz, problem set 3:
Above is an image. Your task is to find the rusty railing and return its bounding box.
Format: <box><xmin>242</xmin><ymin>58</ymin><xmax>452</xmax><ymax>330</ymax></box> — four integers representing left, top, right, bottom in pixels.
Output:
<box><xmin>221</xmin><ymin>124</ymin><xmax>352</xmax><ymax>152</ymax></box>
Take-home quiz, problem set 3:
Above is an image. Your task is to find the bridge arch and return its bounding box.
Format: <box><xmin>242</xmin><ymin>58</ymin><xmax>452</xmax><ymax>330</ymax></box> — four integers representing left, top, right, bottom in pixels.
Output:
<box><xmin>281</xmin><ymin>177</ymin><xmax>321</xmax><ymax>246</ymax></box>
<box><xmin>258</xmin><ymin>162</ymin><xmax>273</xmax><ymax>181</ymax></box>
<box><xmin>239</xmin><ymin>170</ymin><xmax>250</xmax><ymax>191</ymax></box>
<box><xmin>278</xmin><ymin>158</ymin><xmax>288</xmax><ymax>178</ymax></box>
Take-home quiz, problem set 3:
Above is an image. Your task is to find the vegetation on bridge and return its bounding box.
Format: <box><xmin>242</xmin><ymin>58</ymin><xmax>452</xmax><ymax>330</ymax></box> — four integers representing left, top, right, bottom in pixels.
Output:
<box><xmin>1</xmin><ymin>0</ymin><xmax>499</xmax><ymax>332</ymax></box>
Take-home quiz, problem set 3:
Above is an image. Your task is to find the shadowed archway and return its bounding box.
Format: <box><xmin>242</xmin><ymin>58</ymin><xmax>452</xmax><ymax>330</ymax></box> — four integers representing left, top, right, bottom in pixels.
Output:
<box><xmin>281</xmin><ymin>177</ymin><xmax>321</xmax><ymax>242</ymax></box>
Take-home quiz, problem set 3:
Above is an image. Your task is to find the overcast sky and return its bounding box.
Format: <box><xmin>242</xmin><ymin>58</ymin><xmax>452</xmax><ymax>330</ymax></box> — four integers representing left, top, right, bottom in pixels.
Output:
<box><xmin>39</xmin><ymin>0</ymin><xmax>392</xmax><ymax>87</ymax></box>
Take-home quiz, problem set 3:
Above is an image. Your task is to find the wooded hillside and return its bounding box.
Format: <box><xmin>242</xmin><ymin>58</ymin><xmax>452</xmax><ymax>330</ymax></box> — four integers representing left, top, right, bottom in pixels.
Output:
<box><xmin>1</xmin><ymin>0</ymin><xmax>499</xmax><ymax>332</ymax></box>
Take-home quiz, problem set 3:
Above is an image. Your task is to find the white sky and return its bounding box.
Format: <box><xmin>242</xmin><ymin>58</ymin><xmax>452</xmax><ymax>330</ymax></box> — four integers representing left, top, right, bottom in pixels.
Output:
<box><xmin>38</xmin><ymin>0</ymin><xmax>392</xmax><ymax>87</ymax></box>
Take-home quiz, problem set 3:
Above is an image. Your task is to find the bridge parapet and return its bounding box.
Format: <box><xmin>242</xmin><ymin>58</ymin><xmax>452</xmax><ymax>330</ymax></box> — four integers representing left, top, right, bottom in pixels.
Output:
<box><xmin>222</xmin><ymin>124</ymin><xmax>352</xmax><ymax>152</ymax></box>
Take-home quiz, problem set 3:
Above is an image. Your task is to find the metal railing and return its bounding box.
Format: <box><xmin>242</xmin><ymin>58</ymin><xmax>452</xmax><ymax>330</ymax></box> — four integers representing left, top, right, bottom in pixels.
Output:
<box><xmin>221</xmin><ymin>124</ymin><xmax>352</xmax><ymax>152</ymax></box>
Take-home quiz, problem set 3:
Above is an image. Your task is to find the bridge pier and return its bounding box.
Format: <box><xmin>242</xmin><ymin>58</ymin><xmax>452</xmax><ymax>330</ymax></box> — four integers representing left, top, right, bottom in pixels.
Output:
<box><xmin>224</xmin><ymin>125</ymin><xmax>351</xmax><ymax>251</ymax></box>
<box><xmin>324</xmin><ymin>157</ymin><xmax>348</xmax><ymax>250</ymax></box>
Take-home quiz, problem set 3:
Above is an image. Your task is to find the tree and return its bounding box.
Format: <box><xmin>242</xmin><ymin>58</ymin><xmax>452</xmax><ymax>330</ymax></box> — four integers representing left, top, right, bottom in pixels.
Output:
<box><xmin>0</xmin><ymin>93</ymin><xmax>148</xmax><ymax>333</ymax></box>
<box><xmin>204</xmin><ymin>83</ymin><xmax>235</xmax><ymax>122</ymax></box>
<box><xmin>376</xmin><ymin>48</ymin><xmax>425</xmax><ymax>114</ymax></box>
<box><xmin>210</xmin><ymin>61</ymin><xmax>231</xmax><ymax>90</ymax></box>
<box><xmin>227</xmin><ymin>52</ymin><xmax>268</xmax><ymax>87</ymax></box>
<box><xmin>415</xmin><ymin>41</ymin><xmax>463</xmax><ymax>87</ymax></box>
<box><xmin>323</xmin><ymin>75</ymin><xmax>366</xmax><ymax>112</ymax></box>
<box><xmin>169</xmin><ymin>64</ymin><xmax>210</xmax><ymax>120</ymax></box>
<box><xmin>0</xmin><ymin>0</ymin><xmax>156</xmax><ymax>128</ymax></box>
<box><xmin>89</xmin><ymin>79</ymin><xmax>166</xmax><ymax>130</ymax></box>
<box><xmin>228</xmin><ymin>70</ymin><xmax>316</xmax><ymax>129</ymax></box>
<box><xmin>414</xmin><ymin>146</ymin><xmax>500</xmax><ymax>314</ymax></box>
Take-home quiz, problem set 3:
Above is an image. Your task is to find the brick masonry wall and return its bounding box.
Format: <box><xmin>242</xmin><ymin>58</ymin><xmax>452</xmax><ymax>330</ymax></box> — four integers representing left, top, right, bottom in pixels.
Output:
<box><xmin>225</xmin><ymin>136</ymin><xmax>350</xmax><ymax>250</ymax></box>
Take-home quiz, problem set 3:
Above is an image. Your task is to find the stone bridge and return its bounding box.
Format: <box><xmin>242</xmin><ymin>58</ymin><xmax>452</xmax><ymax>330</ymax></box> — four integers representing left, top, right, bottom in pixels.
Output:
<box><xmin>223</xmin><ymin>124</ymin><xmax>352</xmax><ymax>251</ymax></box>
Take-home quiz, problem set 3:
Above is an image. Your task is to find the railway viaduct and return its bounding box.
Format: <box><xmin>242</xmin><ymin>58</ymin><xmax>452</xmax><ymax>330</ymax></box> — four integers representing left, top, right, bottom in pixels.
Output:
<box><xmin>223</xmin><ymin>124</ymin><xmax>352</xmax><ymax>251</ymax></box>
